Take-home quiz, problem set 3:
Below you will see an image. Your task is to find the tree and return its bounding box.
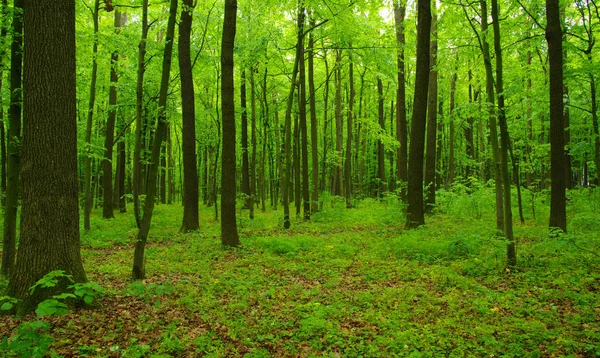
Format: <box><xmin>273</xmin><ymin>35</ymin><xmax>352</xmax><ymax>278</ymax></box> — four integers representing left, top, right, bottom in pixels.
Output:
<box><xmin>546</xmin><ymin>0</ymin><xmax>567</xmax><ymax>232</ymax></box>
<box><xmin>377</xmin><ymin>76</ymin><xmax>387</xmax><ymax>197</ymax></box>
<box><xmin>424</xmin><ymin>7</ymin><xmax>437</xmax><ymax>208</ymax></box>
<box><xmin>1</xmin><ymin>0</ymin><xmax>22</xmax><ymax>277</ymax></box>
<box><xmin>308</xmin><ymin>20</ymin><xmax>319</xmax><ymax>213</ymax></box>
<box><xmin>221</xmin><ymin>0</ymin><xmax>240</xmax><ymax>245</ymax></box>
<box><xmin>102</xmin><ymin>9</ymin><xmax>124</xmax><ymax>219</ymax></box>
<box><xmin>394</xmin><ymin>0</ymin><xmax>408</xmax><ymax>200</ymax></box>
<box><xmin>299</xmin><ymin>16</ymin><xmax>310</xmax><ymax>220</ymax></box>
<box><xmin>83</xmin><ymin>0</ymin><xmax>100</xmax><ymax>232</ymax></box>
<box><xmin>179</xmin><ymin>0</ymin><xmax>200</xmax><ymax>231</ymax></box>
<box><xmin>8</xmin><ymin>0</ymin><xmax>87</xmax><ymax>313</ymax></box>
<box><xmin>132</xmin><ymin>0</ymin><xmax>178</xmax><ymax>279</ymax></box>
<box><xmin>406</xmin><ymin>0</ymin><xmax>431</xmax><ymax>229</ymax></box>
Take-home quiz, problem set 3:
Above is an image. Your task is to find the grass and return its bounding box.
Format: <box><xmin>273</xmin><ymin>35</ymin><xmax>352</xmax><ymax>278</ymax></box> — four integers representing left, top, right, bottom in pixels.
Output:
<box><xmin>1</xmin><ymin>185</ymin><xmax>600</xmax><ymax>357</ymax></box>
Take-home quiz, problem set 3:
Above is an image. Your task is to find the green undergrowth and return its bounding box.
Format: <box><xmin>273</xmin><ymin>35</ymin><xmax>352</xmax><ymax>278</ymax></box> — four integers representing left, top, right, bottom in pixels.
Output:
<box><xmin>1</xmin><ymin>186</ymin><xmax>599</xmax><ymax>357</ymax></box>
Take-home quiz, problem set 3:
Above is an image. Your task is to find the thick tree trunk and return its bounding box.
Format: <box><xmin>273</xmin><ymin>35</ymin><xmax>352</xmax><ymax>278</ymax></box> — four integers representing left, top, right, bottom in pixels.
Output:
<box><xmin>424</xmin><ymin>9</ymin><xmax>437</xmax><ymax>208</ymax></box>
<box><xmin>1</xmin><ymin>0</ymin><xmax>22</xmax><ymax>277</ymax></box>
<box><xmin>308</xmin><ymin>23</ymin><xmax>319</xmax><ymax>212</ymax></box>
<box><xmin>491</xmin><ymin>0</ymin><xmax>516</xmax><ymax>266</ymax></box>
<box><xmin>406</xmin><ymin>0</ymin><xmax>431</xmax><ymax>228</ymax></box>
<box><xmin>8</xmin><ymin>0</ymin><xmax>87</xmax><ymax>313</ymax></box>
<box><xmin>132</xmin><ymin>0</ymin><xmax>178</xmax><ymax>279</ymax></box>
<box><xmin>220</xmin><ymin>0</ymin><xmax>240</xmax><ymax>244</ymax></box>
<box><xmin>546</xmin><ymin>0</ymin><xmax>567</xmax><ymax>232</ymax></box>
<box><xmin>179</xmin><ymin>0</ymin><xmax>199</xmax><ymax>231</ymax></box>
<box><xmin>394</xmin><ymin>1</ymin><xmax>408</xmax><ymax>200</ymax></box>
<box><xmin>83</xmin><ymin>0</ymin><xmax>100</xmax><ymax>232</ymax></box>
<box><xmin>0</xmin><ymin>0</ymin><xmax>6</xmax><ymax>200</ymax></box>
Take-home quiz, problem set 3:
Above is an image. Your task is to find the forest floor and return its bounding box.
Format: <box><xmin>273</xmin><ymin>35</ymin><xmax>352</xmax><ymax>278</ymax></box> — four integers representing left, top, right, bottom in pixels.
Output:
<box><xmin>1</xmin><ymin>186</ymin><xmax>600</xmax><ymax>357</ymax></box>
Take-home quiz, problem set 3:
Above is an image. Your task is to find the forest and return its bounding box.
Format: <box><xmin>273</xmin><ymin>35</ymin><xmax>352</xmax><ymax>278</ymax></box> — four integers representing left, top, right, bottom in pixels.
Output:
<box><xmin>0</xmin><ymin>0</ymin><xmax>599</xmax><ymax>356</ymax></box>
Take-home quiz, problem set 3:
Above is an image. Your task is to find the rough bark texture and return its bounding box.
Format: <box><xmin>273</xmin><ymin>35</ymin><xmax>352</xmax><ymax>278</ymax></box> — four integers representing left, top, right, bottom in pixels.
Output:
<box><xmin>2</xmin><ymin>0</ymin><xmax>22</xmax><ymax>277</ymax></box>
<box><xmin>546</xmin><ymin>0</ymin><xmax>567</xmax><ymax>232</ymax></box>
<box><xmin>394</xmin><ymin>1</ymin><xmax>408</xmax><ymax>200</ymax></box>
<box><xmin>8</xmin><ymin>0</ymin><xmax>87</xmax><ymax>313</ymax></box>
<box><xmin>179</xmin><ymin>0</ymin><xmax>199</xmax><ymax>231</ymax></box>
<box><xmin>424</xmin><ymin>9</ymin><xmax>437</xmax><ymax>208</ymax></box>
<box><xmin>406</xmin><ymin>0</ymin><xmax>431</xmax><ymax>229</ymax></box>
<box><xmin>132</xmin><ymin>0</ymin><xmax>178</xmax><ymax>279</ymax></box>
<box><xmin>220</xmin><ymin>0</ymin><xmax>240</xmax><ymax>245</ymax></box>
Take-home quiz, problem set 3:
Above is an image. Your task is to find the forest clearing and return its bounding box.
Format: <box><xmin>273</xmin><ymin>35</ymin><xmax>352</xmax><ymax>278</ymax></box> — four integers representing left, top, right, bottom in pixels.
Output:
<box><xmin>1</xmin><ymin>189</ymin><xmax>600</xmax><ymax>357</ymax></box>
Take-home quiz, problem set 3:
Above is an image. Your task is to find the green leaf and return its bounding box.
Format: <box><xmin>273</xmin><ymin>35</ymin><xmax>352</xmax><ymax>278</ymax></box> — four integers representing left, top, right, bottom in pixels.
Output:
<box><xmin>0</xmin><ymin>302</ymin><xmax>13</xmax><ymax>311</ymax></box>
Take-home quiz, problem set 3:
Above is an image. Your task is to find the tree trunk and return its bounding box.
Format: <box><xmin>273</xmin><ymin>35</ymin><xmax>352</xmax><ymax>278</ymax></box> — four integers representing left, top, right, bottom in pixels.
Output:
<box><xmin>133</xmin><ymin>0</ymin><xmax>148</xmax><ymax>229</ymax></box>
<box><xmin>83</xmin><ymin>0</ymin><xmax>100</xmax><ymax>232</ymax></box>
<box><xmin>132</xmin><ymin>0</ymin><xmax>178</xmax><ymax>279</ymax></box>
<box><xmin>220</xmin><ymin>0</ymin><xmax>240</xmax><ymax>245</ymax></box>
<box><xmin>103</xmin><ymin>10</ymin><xmax>124</xmax><ymax>219</ymax></box>
<box><xmin>250</xmin><ymin>69</ymin><xmax>258</xmax><ymax>219</ymax></box>
<box><xmin>333</xmin><ymin>50</ymin><xmax>343</xmax><ymax>197</ymax></box>
<box><xmin>8</xmin><ymin>0</ymin><xmax>87</xmax><ymax>313</ymax></box>
<box><xmin>394</xmin><ymin>0</ymin><xmax>408</xmax><ymax>200</ymax></box>
<box><xmin>321</xmin><ymin>54</ymin><xmax>330</xmax><ymax>192</ymax></box>
<box><xmin>491</xmin><ymin>0</ymin><xmax>516</xmax><ymax>266</ymax></box>
<box><xmin>424</xmin><ymin>8</ymin><xmax>437</xmax><ymax>208</ymax></box>
<box><xmin>308</xmin><ymin>22</ymin><xmax>319</xmax><ymax>212</ymax></box>
<box><xmin>299</xmin><ymin>25</ymin><xmax>310</xmax><ymax>220</ymax></box>
<box><xmin>377</xmin><ymin>77</ymin><xmax>387</xmax><ymax>197</ymax></box>
<box><xmin>241</xmin><ymin>70</ymin><xmax>250</xmax><ymax>208</ymax></box>
<box><xmin>1</xmin><ymin>0</ymin><xmax>22</xmax><ymax>277</ymax></box>
<box><xmin>464</xmin><ymin>70</ymin><xmax>474</xmax><ymax>182</ymax></box>
<box><xmin>0</xmin><ymin>0</ymin><xmax>6</xmax><ymax>200</ymax></box>
<box><xmin>546</xmin><ymin>0</ymin><xmax>567</xmax><ymax>232</ymax></box>
<box><xmin>282</xmin><ymin>6</ymin><xmax>303</xmax><ymax>229</ymax></box>
<box><xmin>179</xmin><ymin>0</ymin><xmax>199</xmax><ymax>231</ymax></box>
<box><xmin>406</xmin><ymin>0</ymin><xmax>431</xmax><ymax>229</ymax></box>
<box><xmin>345</xmin><ymin>44</ymin><xmax>354</xmax><ymax>207</ymax></box>
<box><xmin>480</xmin><ymin>0</ymin><xmax>504</xmax><ymax>231</ymax></box>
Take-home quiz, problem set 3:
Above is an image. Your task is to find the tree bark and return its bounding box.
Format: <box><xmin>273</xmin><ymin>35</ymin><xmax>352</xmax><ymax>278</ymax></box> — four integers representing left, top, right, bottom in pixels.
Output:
<box><xmin>406</xmin><ymin>0</ymin><xmax>431</xmax><ymax>229</ymax></box>
<box><xmin>546</xmin><ymin>0</ymin><xmax>567</xmax><ymax>232</ymax></box>
<box><xmin>424</xmin><ymin>8</ymin><xmax>437</xmax><ymax>208</ymax></box>
<box><xmin>299</xmin><ymin>25</ymin><xmax>310</xmax><ymax>220</ymax></box>
<box><xmin>394</xmin><ymin>0</ymin><xmax>408</xmax><ymax>200</ymax></box>
<box><xmin>491</xmin><ymin>0</ymin><xmax>516</xmax><ymax>266</ymax></box>
<box><xmin>133</xmin><ymin>0</ymin><xmax>148</xmax><ymax>228</ymax></box>
<box><xmin>179</xmin><ymin>0</ymin><xmax>199</xmax><ymax>231</ymax></box>
<box><xmin>103</xmin><ymin>10</ymin><xmax>124</xmax><ymax>219</ymax></box>
<box><xmin>83</xmin><ymin>0</ymin><xmax>100</xmax><ymax>231</ymax></box>
<box><xmin>333</xmin><ymin>50</ymin><xmax>343</xmax><ymax>197</ymax></box>
<box><xmin>241</xmin><ymin>70</ymin><xmax>250</xmax><ymax>208</ymax></box>
<box><xmin>132</xmin><ymin>0</ymin><xmax>178</xmax><ymax>279</ymax></box>
<box><xmin>308</xmin><ymin>22</ymin><xmax>319</xmax><ymax>212</ymax></box>
<box><xmin>8</xmin><ymin>0</ymin><xmax>87</xmax><ymax>313</ymax></box>
<box><xmin>220</xmin><ymin>0</ymin><xmax>240</xmax><ymax>245</ymax></box>
<box><xmin>345</xmin><ymin>44</ymin><xmax>354</xmax><ymax>207</ymax></box>
<box><xmin>1</xmin><ymin>0</ymin><xmax>22</xmax><ymax>277</ymax></box>
<box><xmin>377</xmin><ymin>77</ymin><xmax>387</xmax><ymax>197</ymax></box>
<box><xmin>250</xmin><ymin>69</ymin><xmax>258</xmax><ymax>219</ymax></box>
<box><xmin>282</xmin><ymin>5</ymin><xmax>303</xmax><ymax>229</ymax></box>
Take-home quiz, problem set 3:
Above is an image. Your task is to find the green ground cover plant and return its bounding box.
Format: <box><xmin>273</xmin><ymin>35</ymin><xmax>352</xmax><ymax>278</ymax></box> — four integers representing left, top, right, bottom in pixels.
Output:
<box><xmin>0</xmin><ymin>186</ymin><xmax>599</xmax><ymax>357</ymax></box>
